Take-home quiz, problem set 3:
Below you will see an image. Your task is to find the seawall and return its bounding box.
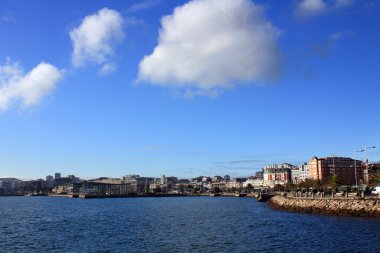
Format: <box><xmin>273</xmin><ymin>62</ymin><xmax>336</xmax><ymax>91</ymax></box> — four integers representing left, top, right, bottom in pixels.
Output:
<box><xmin>268</xmin><ymin>195</ymin><xmax>380</xmax><ymax>217</ymax></box>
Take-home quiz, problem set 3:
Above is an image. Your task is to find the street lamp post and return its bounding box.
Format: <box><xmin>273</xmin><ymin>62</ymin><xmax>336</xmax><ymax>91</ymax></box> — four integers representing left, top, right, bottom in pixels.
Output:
<box><xmin>364</xmin><ymin>145</ymin><xmax>376</xmax><ymax>166</ymax></box>
<box><xmin>354</xmin><ymin>149</ymin><xmax>364</xmax><ymax>187</ymax></box>
<box><xmin>364</xmin><ymin>145</ymin><xmax>376</xmax><ymax>185</ymax></box>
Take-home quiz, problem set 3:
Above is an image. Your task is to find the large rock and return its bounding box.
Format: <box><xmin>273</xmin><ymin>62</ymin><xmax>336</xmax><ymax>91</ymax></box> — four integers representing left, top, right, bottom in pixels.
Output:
<box><xmin>268</xmin><ymin>196</ymin><xmax>380</xmax><ymax>217</ymax></box>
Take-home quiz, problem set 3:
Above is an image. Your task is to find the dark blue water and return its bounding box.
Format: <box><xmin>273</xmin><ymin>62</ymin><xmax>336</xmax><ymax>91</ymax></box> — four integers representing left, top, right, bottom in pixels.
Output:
<box><xmin>0</xmin><ymin>197</ymin><xmax>379</xmax><ymax>252</ymax></box>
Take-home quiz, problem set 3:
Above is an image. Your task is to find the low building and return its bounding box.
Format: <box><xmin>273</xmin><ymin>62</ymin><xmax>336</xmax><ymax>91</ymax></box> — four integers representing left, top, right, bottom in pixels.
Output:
<box><xmin>212</xmin><ymin>176</ymin><xmax>223</xmax><ymax>182</ymax></box>
<box><xmin>263</xmin><ymin>163</ymin><xmax>294</xmax><ymax>187</ymax></box>
<box><xmin>243</xmin><ymin>178</ymin><xmax>263</xmax><ymax>189</ymax></box>
<box><xmin>210</xmin><ymin>182</ymin><xmax>226</xmax><ymax>192</ymax></box>
<box><xmin>0</xmin><ymin>178</ymin><xmax>21</xmax><ymax>194</ymax></box>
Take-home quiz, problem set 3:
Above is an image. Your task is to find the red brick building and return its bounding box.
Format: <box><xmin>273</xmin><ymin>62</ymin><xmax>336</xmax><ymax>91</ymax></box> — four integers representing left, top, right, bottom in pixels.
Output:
<box><xmin>308</xmin><ymin>156</ymin><xmax>363</xmax><ymax>185</ymax></box>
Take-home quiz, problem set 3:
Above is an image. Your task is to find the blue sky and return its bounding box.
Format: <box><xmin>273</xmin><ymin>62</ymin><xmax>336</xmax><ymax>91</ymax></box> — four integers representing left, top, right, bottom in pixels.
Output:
<box><xmin>0</xmin><ymin>0</ymin><xmax>379</xmax><ymax>179</ymax></box>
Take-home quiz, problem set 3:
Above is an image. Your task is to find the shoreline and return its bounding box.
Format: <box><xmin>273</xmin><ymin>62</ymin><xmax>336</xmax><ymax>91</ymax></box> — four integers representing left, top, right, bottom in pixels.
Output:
<box><xmin>1</xmin><ymin>192</ymin><xmax>260</xmax><ymax>199</ymax></box>
<box><xmin>268</xmin><ymin>195</ymin><xmax>380</xmax><ymax>217</ymax></box>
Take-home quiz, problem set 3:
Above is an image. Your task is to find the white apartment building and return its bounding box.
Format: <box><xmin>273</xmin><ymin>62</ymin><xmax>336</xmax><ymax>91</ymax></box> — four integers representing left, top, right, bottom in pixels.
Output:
<box><xmin>298</xmin><ymin>163</ymin><xmax>310</xmax><ymax>182</ymax></box>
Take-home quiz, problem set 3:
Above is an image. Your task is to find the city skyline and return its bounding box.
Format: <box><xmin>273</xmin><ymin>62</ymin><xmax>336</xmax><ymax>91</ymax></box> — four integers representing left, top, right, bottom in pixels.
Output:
<box><xmin>1</xmin><ymin>0</ymin><xmax>379</xmax><ymax>179</ymax></box>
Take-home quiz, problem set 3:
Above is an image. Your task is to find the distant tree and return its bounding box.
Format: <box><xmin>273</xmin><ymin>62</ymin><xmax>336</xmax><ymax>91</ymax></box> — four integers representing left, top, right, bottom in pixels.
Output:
<box><xmin>299</xmin><ymin>179</ymin><xmax>320</xmax><ymax>190</ymax></box>
<box><xmin>153</xmin><ymin>186</ymin><xmax>162</xmax><ymax>193</ymax></box>
<box><xmin>369</xmin><ymin>172</ymin><xmax>380</xmax><ymax>186</ymax></box>
<box><xmin>245</xmin><ymin>184</ymin><xmax>254</xmax><ymax>193</ymax></box>
<box><xmin>285</xmin><ymin>183</ymin><xmax>296</xmax><ymax>191</ymax></box>
<box><xmin>328</xmin><ymin>175</ymin><xmax>342</xmax><ymax>193</ymax></box>
<box><xmin>273</xmin><ymin>184</ymin><xmax>284</xmax><ymax>192</ymax></box>
<box><xmin>213</xmin><ymin>187</ymin><xmax>221</xmax><ymax>193</ymax></box>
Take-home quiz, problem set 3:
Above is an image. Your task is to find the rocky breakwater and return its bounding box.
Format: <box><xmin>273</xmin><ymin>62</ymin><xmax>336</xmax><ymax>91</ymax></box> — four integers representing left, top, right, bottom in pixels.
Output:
<box><xmin>268</xmin><ymin>195</ymin><xmax>380</xmax><ymax>217</ymax></box>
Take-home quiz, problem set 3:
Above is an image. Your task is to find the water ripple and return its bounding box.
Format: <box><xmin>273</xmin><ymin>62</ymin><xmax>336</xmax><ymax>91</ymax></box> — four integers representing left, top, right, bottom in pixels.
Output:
<box><xmin>0</xmin><ymin>197</ymin><xmax>380</xmax><ymax>252</ymax></box>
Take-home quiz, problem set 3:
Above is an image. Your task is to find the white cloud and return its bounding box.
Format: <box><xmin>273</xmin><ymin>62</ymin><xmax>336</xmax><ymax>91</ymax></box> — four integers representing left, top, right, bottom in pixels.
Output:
<box><xmin>0</xmin><ymin>59</ymin><xmax>63</xmax><ymax>111</ymax></box>
<box><xmin>70</xmin><ymin>8</ymin><xmax>124</xmax><ymax>73</ymax></box>
<box><xmin>294</xmin><ymin>0</ymin><xmax>328</xmax><ymax>18</ymax></box>
<box><xmin>127</xmin><ymin>0</ymin><xmax>163</xmax><ymax>13</ymax></box>
<box><xmin>294</xmin><ymin>0</ymin><xmax>353</xmax><ymax>19</ymax></box>
<box><xmin>98</xmin><ymin>63</ymin><xmax>117</xmax><ymax>76</ymax></box>
<box><xmin>334</xmin><ymin>0</ymin><xmax>354</xmax><ymax>8</ymax></box>
<box><xmin>138</xmin><ymin>0</ymin><xmax>283</xmax><ymax>96</ymax></box>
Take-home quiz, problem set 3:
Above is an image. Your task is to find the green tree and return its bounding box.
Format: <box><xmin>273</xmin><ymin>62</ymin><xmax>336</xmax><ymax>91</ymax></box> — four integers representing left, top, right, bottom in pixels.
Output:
<box><xmin>245</xmin><ymin>184</ymin><xmax>254</xmax><ymax>193</ymax></box>
<box><xmin>328</xmin><ymin>175</ymin><xmax>342</xmax><ymax>193</ymax></box>
<box><xmin>369</xmin><ymin>172</ymin><xmax>380</xmax><ymax>186</ymax></box>
<box><xmin>273</xmin><ymin>184</ymin><xmax>284</xmax><ymax>192</ymax></box>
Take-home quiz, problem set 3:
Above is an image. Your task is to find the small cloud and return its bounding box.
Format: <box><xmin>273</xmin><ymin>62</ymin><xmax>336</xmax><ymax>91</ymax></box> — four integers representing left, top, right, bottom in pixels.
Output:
<box><xmin>308</xmin><ymin>31</ymin><xmax>352</xmax><ymax>58</ymax></box>
<box><xmin>124</xmin><ymin>16</ymin><xmax>145</xmax><ymax>27</ymax></box>
<box><xmin>294</xmin><ymin>0</ymin><xmax>354</xmax><ymax>19</ymax></box>
<box><xmin>0</xmin><ymin>58</ymin><xmax>63</xmax><ymax>111</ymax></box>
<box><xmin>69</xmin><ymin>8</ymin><xmax>124</xmax><ymax>73</ymax></box>
<box><xmin>294</xmin><ymin>0</ymin><xmax>328</xmax><ymax>19</ymax></box>
<box><xmin>141</xmin><ymin>145</ymin><xmax>157</xmax><ymax>151</ymax></box>
<box><xmin>328</xmin><ymin>32</ymin><xmax>342</xmax><ymax>41</ymax></box>
<box><xmin>138</xmin><ymin>0</ymin><xmax>283</xmax><ymax>97</ymax></box>
<box><xmin>334</xmin><ymin>0</ymin><xmax>354</xmax><ymax>8</ymax></box>
<box><xmin>365</xmin><ymin>2</ymin><xmax>380</xmax><ymax>9</ymax></box>
<box><xmin>98</xmin><ymin>63</ymin><xmax>117</xmax><ymax>76</ymax></box>
<box><xmin>126</xmin><ymin>0</ymin><xmax>163</xmax><ymax>13</ymax></box>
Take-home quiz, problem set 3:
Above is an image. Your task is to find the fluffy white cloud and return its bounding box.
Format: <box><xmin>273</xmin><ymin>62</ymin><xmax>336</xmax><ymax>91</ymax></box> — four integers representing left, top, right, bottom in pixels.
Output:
<box><xmin>0</xmin><ymin>59</ymin><xmax>63</xmax><ymax>111</ymax></box>
<box><xmin>138</xmin><ymin>0</ymin><xmax>282</xmax><ymax>96</ymax></box>
<box><xmin>70</xmin><ymin>8</ymin><xmax>124</xmax><ymax>73</ymax></box>
<box><xmin>294</xmin><ymin>0</ymin><xmax>353</xmax><ymax>19</ymax></box>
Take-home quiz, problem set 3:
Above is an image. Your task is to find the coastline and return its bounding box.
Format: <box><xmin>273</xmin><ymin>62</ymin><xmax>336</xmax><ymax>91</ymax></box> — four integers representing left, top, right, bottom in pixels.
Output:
<box><xmin>268</xmin><ymin>195</ymin><xmax>380</xmax><ymax>217</ymax></box>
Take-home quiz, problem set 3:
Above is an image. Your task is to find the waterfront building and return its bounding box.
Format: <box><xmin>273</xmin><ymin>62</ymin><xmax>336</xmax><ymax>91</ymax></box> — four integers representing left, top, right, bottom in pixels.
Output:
<box><xmin>211</xmin><ymin>182</ymin><xmax>227</xmax><ymax>192</ymax></box>
<box><xmin>166</xmin><ymin>176</ymin><xmax>178</xmax><ymax>185</ymax></box>
<box><xmin>255</xmin><ymin>171</ymin><xmax>263</xmax><ymax>179</ymax></box>
<box><xmin>226</xmin><ymin>181</ymin><xmax>242</xmax><ymax>191</ymax></box>
<box><xmin>298</xmin><ymin>163</ymin><xmax>310</xmax><ymax>182</ymax></box>
<box><xmin>225</xmin><ymin>178</ymin><xmax>247</xmax><ymax>191</ymax></box>
<box><xmin>243</xmin><ymin>178</ymin><xmax>263</xmax><ymax>188</ymax></box>
<box><xmin>0</xmin><ymin>178</ymin><xmax>19</xmax><ymax>192</ymax></box>
<box><xmin>178</xmin><ymin>179</ymin><xmax>190</xmax><ymax>184</ymax></box>
<box><xmin>212</xmin><ymin>176</ymin><xmax>223</xmax><ymax>182</ymax></box>
<box><xmin>291</xmin><ymin>168</ymin><xmax>300</xmax><ymax>184</ymax></box>
<box><xmin>263</xmin><ymin>163</ymin><xmax>294</xmax><ymax>187</ymax></box>
<box><xmin>202</xmin><ymin>177</ymin><xmax>212</xmax><ymax>183</ymax></box>
<box><xmin>149</xmin><ymin>182</ymin><xmax>161</xmax><ymax>192</ymax></box>
<box><xmin>55</xmin><ymin>173</ymin><xmax>61</xmax><ymax>179</ymax></box>
<box><xmin>308</xmin><ymin>156</ymin><xmax>363</xmax><ymax>185</ymax></box>
<box><xmin>160</xmin><ymin>175</ymin><xmax>166</xmax><ymax>185</ymax></box>
<box><xmin>55</xmin><ymin>175</ymin><xmax>74</xmax><ymax>187</ymax></box>
<box><xmin>80</xmin><ymin>179</ymin><xmax>132</xmax><ymax>196</ymax></box>
<box><xmin>45</xmin><ymin>175</ymin><xmax>54</xmax><ymax>188</ymax></box>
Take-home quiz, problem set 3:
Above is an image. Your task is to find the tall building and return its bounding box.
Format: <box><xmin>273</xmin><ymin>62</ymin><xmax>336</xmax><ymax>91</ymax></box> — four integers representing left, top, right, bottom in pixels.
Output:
<box><xmin>55</xmin><ymin>173</ymin><xmax>61</xmax><ymax>179</ymax></box>
<box><xmin>160</xmin><ymin>175</ymin><xmax>166</xmax><ymax>185</ymax></box>
<box><xmin>308</xmin><ymin>156</ymin><xmax>363</xmax><ymax>185</ymax></box>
